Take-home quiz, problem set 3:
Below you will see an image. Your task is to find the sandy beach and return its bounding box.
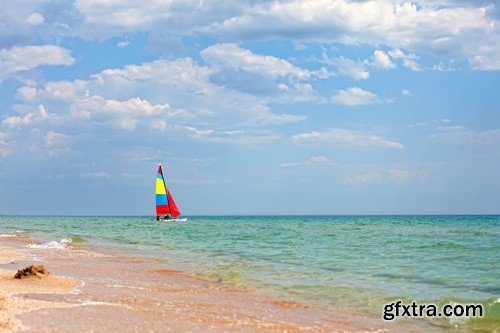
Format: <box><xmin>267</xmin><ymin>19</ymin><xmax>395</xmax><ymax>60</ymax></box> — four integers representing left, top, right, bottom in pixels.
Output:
<box><xmin>0</xmin><ymin>234</ymin><xmax>434</xmax><ymax>332</ymax></box>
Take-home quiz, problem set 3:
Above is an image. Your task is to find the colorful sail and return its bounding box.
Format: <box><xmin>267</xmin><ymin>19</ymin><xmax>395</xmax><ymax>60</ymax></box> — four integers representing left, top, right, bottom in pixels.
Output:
<box><xmin>155</xmin><ymin>165</ymin><xmax>181</xmax><ymax>218</ymax></box>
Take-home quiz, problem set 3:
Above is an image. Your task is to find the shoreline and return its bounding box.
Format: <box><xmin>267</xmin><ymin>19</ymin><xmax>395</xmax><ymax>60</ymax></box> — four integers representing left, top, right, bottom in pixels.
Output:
<box><xmin>0</xmin><ymin>234</ymin><xmax>435</xmax><ymax>332</ymax></box>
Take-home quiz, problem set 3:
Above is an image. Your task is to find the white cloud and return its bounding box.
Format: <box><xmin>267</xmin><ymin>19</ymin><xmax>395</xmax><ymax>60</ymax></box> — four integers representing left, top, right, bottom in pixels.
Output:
<box><xmin>1</xmin><ymin>1</ymin><xmax>498</xmax><ymax>69</ymax></box>
<box><xmin>44</xmin><ymin>131</ymin><xmax>74</xmax><ymax>147</ymax></box>
<box><xmin>116</xmin><ymin>41</ymin><xmax>130</xmax><ymax>48</ymax></box>
<box><xmin>92</xmin><ymin>58</ymin><xmax>308</xmax><ymax>125</ymax></box>
<box><xmin>331</xmin><ymin>87</ymin><xmax>382</xmax><ymax>105</ymax></box>
<box><xmin>388</xmin><ymin>48</ymin><xmax>422</xmax><ymax>71</ymax></box>
<box><xmin>0</xmin><ymin>131</ymin><xmax>10</xmax><ymax>157</ymax></box>
<box><xmin>277</xmin><ymin>83</ymin><xmax>326</xmax><ymax>104</ymax></box>
<box><xmin>373</xmin><ymin>50</ymin><xmax>395</xmax><ymax>69</ymax></box>
<box><xmin>205</xmin><ymin>1</ymin><xmax>498</xmax><ymax>69</ymax></box>
<box><xmin>201</xmin><ymin>44</ymin><xmax>327</xmax><ymax>103</ymax></box>
<box><xmin>201</xmin><ymin>43</ymin><xmax>311</xmax><ymax>80</ymax></box>
<box><xmin>345</xmin><ymin>172</ymin><xmax>382</xmax><ymax>184</ymax></box>
<box><xmin>322</xmin><ymin>52</ymin><xmax>369</xmax><ymax>80</ymax></box>
<box><xmin>388</xmin><ymin>168</ymin><xmax>427</xmax><ymax>183</ymax></box>
<box><xmin>5</xmin><ymin>56</ymin><xmax>307</xmax><ymax>149</ymax></box>
<box><xmin>16</xmin><ymin>80</ymin><xmax>88</xmax><ymax>103</ymax></box>
<box><xmin>430</xmin><ymin>126</ymin><xmax>500</xmax><ymax>146</ymax></box>
<box><xmin>408</xmin><ymin>118</ymin><xmax>451</xmax><ymax>128</ymax></box>
<box><xmin>401</xmin><ymin>89</ymin><xmax>412</xmax><ymax>96</ymax></box>
<box><xmin>432</xmin><ymin>61</ymin><xmax>456</xmax><ymax>72</ymax></box>
<box><xmin>469</xmin><ymin>41</ymin><xmax>500</xmax><ymax>70</ymax></box>
<box><xmin>388</xmin><ymin>169</ymin><xmax>411</xmax><ymax>182</ymax></box>
<box><xmin>292</xmin><ymin>128</ymin><xmax>403</xmax><ymax>149</ymax></box>
<box><xmin>181</xmin><ymin>125</ymin><xmax>278</xmax><ymax>144</ymax></box>
<box><xmin>74</xmin><ymin>0</ymin><xmax>173</xmax><ymax>29</ymax></box>
<box><xmin>27</xmin><ymin>13</ymin><xmax>45</xmax><ymax>26</ymax></box>
<box><xmin>74</xmin><ymin>96</ymin><xmax>180</xmax><ymax>130</ymax></box>
<box><xmin>2</xmin><ymin>105</ymin><xmax>57</xmax><ymax>128</ymax></box>
<box><xmin>0</xmin><ymin>45</ymin><xmax>75</xmax><ymax>82</ymax></box>
<box><xmin>281</xmin><ymin>155</ymin><xmax>337</xmax><ymax>168</ymax></box>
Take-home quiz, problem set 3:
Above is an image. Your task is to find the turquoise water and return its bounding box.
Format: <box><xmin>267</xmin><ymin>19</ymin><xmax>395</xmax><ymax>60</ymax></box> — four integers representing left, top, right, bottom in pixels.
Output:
<box><xmin>1</xmin><ymin>215</ymin><xmax>499</xmax><ymax>330</ymax></box>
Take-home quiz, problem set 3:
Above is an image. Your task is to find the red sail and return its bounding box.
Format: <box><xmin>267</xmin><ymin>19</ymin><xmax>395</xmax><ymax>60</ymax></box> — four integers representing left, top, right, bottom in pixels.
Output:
<box><xmin>167</xmin><ymin>190</ymin><xmax>181</xmax><ymax>217</ymax></box>
<box><xmin>155</xmin><ymin>164</ymin><xmax>182</xmax><ymax>218</ymax></box>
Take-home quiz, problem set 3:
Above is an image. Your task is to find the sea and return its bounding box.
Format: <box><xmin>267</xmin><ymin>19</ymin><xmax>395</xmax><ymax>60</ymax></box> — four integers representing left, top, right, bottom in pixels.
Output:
<box><xmin>1</xmin><ymin>215</ymin><xmax>498</xmax><ymax>331</ymax></box>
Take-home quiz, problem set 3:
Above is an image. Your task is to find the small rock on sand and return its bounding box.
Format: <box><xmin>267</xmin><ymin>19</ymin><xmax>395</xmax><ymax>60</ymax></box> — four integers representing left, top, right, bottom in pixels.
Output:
<box><xmin>14</xmin><ymin>265</ymin><xmax>50</xmax><ymax>279</ymax></box>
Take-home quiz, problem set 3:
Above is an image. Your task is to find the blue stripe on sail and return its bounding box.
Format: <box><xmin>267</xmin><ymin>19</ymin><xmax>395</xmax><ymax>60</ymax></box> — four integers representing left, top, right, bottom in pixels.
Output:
<box><xmin>157</xmin><ymin>173</ymin><xmax>163</xmax><ymax>179</ymax></box>
<box><xmin>156</xmin><ymin>194</ymin><xmax>168</xmax><ymax>205</ymax></box>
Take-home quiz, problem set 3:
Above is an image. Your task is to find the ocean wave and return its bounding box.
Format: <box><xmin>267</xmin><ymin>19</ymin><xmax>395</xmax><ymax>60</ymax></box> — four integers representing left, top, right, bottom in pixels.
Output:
<box><xmin>71</xmin><ymin>236</ymin><xmax>86</xmax><ymax>244</ymax></box>
<box><xmin>423</xmin><ymin>297</ymin><xmax>499</xmax><ymax>331</ymax></box>
<box><xmin>27</xmin><ymin>238</ymin><xmax>71</xmax><ymax>249</ymax></box>
<box><xmin>0</xmin><ymin>233</ymin><xmax>16</xmax><ymax>237</ymax></box>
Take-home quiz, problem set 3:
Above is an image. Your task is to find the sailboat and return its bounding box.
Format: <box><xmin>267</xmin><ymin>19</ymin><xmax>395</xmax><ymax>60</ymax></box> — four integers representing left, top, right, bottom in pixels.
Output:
<box><xmin>155</xmin><ymin>164</ymin><xmax>187</xmax><ymax>222</ymax></box>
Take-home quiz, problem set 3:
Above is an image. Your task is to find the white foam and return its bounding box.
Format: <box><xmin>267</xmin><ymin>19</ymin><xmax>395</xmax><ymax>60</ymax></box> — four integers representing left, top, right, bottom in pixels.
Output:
<box><xmin>27</xmin><ymin>239</ymin><xmax>71</xmax><ymax>249</ymax></box>
<box><xmin>107</xmin><ymin>284</ymin><xmax>148</xmax><ymax>291</ymax></box>
<box><xmin>73</xmin><ymin>300</ymin><xmax>134</xmax><ymax>310</ymax></box>
<box><xmin>0</xmin><ymin>233</ymin><xmax>16</xmax><ymax>237</ymax></box>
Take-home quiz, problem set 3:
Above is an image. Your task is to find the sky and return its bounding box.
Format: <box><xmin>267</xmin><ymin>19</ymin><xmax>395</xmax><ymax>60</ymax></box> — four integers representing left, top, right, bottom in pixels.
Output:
<box><xmin>0</xmin><ymin>0</ymin><xmax>499</xmax><ymax>215</ymax></box>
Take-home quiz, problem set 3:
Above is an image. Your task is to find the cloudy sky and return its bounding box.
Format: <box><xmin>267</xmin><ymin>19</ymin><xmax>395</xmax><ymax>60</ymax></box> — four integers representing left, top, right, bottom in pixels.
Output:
<box><xmin>0</xmin><ymin>0</ymin><xmax>499</xmax><ymax>215</ymax></box>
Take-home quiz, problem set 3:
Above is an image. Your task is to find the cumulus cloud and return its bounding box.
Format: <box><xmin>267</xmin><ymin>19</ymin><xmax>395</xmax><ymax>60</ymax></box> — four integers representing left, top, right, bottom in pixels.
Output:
<box><xmin>201</xmin><ymin>44</ymin><xmax>328</xmax><ymax>103</ymax></box>
<box><xmin>321</xmin><ymin>50</ymin><xmax>370</xmax><ymax>80</ymax></box>
<box><xmin>5</xmin><ymin>56</ymin><xmax>307</xmax><ymax>148</ymax></box>
<box><xmin>373</xmin><ymin>50</ymin><xmax>396</xmax><ymax>69</ymax></box>
<box><xmin>469</xmin><ymin>41</ymin><xmax>500</xmax><ymax>70</ymax></box>
<box><xmin>331</xmin><ymin>87</ymin><xmax>382</xmax><ymax>105</ymax></box>
<box><xmin>16</xmin><ymin>80</ymin><xmax>88</xmax><ymax>103</ymax></box>
<box><xmin>329</xmin><ymin>56</ymin><xmax>369</xmax><ymax>80</ymax></box>
<box><xmin>2</xmin><ymin>105</ymin><xmax>56</xmax><ymax>128</ymax></box>
<box><xmin>277</xmin><ymin>83</ymin><xmax>326</xmax><ymax>104</ymax></box>
<box><xmin>27</xmin><ymin>13</ymin><xmax>45</xmax><ymax>26</ymax></box>
<box><xmin>207</xmin><ymin>1</ymin><xmax>498</xmax><ymax>70</ymax></box>
<box><xmin>0</xmin><ymin>45</ymin><xmax>75</xmax><ymax>82</ymax></box>
<box><xmin>44</xmin><ymin>131</ymin><xmax>73</xmax><ymax>147</ymax></box>
<box><xmin>1</xmin><ymin>1</ymin><xmax>498</xmax><ymax>69</ymax></box>
<box><xmin>201</xmin><ymin>43</ymin><xmax>312</xmax><ymax>80</ymax></box>
<box><xmin>74</xmin><ymin>96</ymin><xmax>178</xmax><ymax>130</ymax></box>
<box><xmin>388</xmin><ymin>48</ymin><xmax>422</xmax><ymax>71</ymax></box>
<box><xmin>92</xmin><ymin>58</ymin><xmax>308</xmax><ymax>125</ymax></box>
<box><xmin>292</xmin><ymin>128</ymin><xmax>403</xmax><ymax>149</ymax></box>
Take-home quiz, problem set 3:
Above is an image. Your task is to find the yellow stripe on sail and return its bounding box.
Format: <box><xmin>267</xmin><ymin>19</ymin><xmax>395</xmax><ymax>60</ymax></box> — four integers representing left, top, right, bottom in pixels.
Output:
<box><xmin>156</xmin><ymin>177</ymin><xmax>166</xmax><ymax>194</ymax></box>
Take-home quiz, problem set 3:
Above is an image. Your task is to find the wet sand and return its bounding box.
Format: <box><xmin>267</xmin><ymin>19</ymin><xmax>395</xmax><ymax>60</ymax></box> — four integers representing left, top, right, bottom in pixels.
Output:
<box><xmin>0</xmin><ymin>236</ymin><xmax>433</xmax><ymax>332</ymax></box>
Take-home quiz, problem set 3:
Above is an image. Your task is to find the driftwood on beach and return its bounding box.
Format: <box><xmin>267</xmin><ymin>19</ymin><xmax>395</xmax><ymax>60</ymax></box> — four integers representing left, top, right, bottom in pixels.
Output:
<box><xmin>14</xmin><ymin>265</ymin><xmax>50</xmax><ymax>279</ymax></box>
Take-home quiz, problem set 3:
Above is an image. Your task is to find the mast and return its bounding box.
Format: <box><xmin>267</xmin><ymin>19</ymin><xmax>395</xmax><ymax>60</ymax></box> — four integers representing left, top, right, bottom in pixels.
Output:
<box><xmin>161</xmin><ymin>164</ymin><xmax>173</xmax><ymax>216</ymax></box>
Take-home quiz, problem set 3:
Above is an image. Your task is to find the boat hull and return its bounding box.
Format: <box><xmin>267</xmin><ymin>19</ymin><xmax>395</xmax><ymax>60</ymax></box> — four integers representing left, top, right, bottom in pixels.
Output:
<box><xmin>158</xmin><ymin>217</ymin><xmax>188</xmax><ymax>222</ymax></box>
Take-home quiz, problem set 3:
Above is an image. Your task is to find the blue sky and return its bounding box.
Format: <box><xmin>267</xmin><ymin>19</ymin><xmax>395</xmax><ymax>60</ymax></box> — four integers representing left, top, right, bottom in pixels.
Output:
<box><xmin>0</xmin><ymin>0</ymin><xmax>499</xmax><ymax>215</ymax></box>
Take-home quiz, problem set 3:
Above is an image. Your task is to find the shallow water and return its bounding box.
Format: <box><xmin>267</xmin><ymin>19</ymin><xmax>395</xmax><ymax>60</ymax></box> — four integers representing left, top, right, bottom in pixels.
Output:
<box><xmin>1</xmin><ymin>215</ymin><xmax>498</xmax><ymax>330</ymax></box>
